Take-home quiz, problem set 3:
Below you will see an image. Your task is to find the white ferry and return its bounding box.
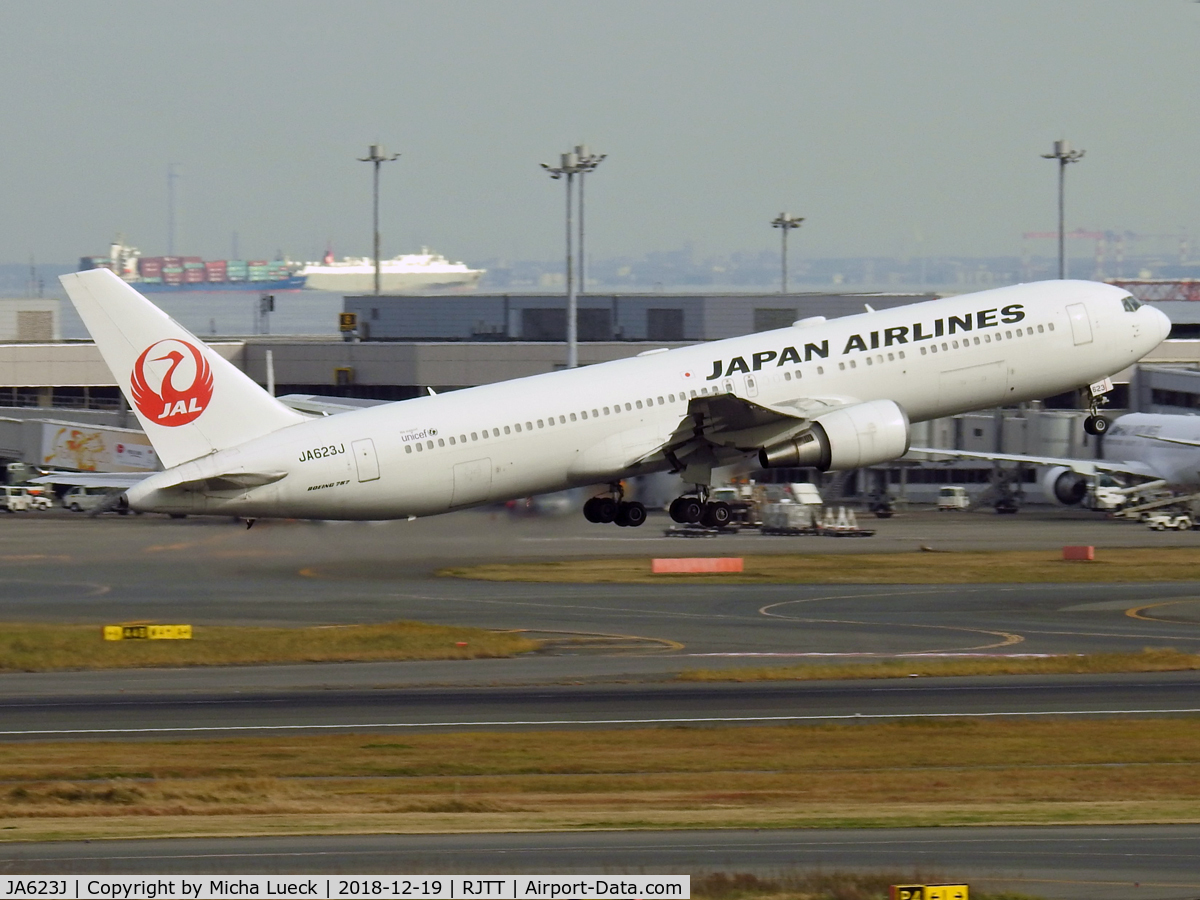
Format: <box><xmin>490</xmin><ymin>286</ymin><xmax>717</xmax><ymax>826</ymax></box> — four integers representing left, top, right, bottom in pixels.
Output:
<box><xmin>297</xmin><ymin>249</ymin><xmax>484</xmax><ymax>293</ymax></box>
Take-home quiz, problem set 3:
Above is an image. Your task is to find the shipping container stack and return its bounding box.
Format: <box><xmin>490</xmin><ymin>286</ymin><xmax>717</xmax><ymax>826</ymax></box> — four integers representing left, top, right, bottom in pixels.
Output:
<box><xmin>138</xmin><ymin>257</ymin><xmax>164</xmax><ymax>284</ymax></box>
<box><xmin>204</xmin><ymin>260</ymin><xmax>228</xmax><ymax>283</ymax></box>
<box><xmin>183</xmin><ymin>257</ymin><xmax>206</xmax><ymax>285</ymax></box>
<box><xmin>247</xmin><ymin>260</ymin><xmax>270</xmax><ymax>282</ymax></box>
<box><xmin>226</xmin><ymin>259</ymin><xmax>248</xmax><ymax>282</ymax></box>
<box><xmin>161</xmin><ymin>256</ymin><xmax>184</xmax><ymax>286</ymax></box>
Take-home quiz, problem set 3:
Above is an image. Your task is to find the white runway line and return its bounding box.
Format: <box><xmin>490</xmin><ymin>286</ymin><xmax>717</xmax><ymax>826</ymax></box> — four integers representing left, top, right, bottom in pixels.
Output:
<box><xmin>4</xmin><ymin>707</ymin><xmax>1200</xmax><ymax>737</ymax></box>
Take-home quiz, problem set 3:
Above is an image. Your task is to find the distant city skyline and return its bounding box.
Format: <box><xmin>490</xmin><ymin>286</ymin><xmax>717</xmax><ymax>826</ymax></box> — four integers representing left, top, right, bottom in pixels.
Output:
<box><xmin>3</xmin><ymin>1</ymin><xmax>1199</xmax><ymax>270</ymax></box>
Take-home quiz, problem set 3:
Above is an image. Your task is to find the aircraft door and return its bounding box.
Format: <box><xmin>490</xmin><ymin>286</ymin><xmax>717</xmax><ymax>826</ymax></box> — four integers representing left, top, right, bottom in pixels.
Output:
<box><xmin>1066</xmin><ymin>303</ymin><xmax>1093</xmax><ymax>345</ymax></box>
<box><xmin>743</xmin><ymin>374</ymin><xmax>759</xmax><ymax>398</ymax></box>
<box><xmin>351</xmin><ymin>438</ymin><xmax>380</xmax><ymax>482</ymax></box>
<box><xmin>451</xmin><ymin>458</ymin><xmax>492</xmax><ymax>507</ymax></box>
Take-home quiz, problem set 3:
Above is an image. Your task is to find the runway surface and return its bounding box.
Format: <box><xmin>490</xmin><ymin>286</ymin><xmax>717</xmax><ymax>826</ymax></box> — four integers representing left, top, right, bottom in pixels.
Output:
<box><xmin>2</xmin><ymin>827</ymin><xmax>1198</xmax><ymax>899</ymax></box>
<box><xmin>2</xmin><ymin>673</ymin><xmax>1199</xmax><ymax>738</ymax></box>
<box><xmin>2</xmin><ymin>509</ymin><xmax>1200</xmax><ymax>732</ymax></box>
<box><xmin>4</xmin><ymin>509</ymin><xmax>1200</xmax><ymax>894</ymax></box>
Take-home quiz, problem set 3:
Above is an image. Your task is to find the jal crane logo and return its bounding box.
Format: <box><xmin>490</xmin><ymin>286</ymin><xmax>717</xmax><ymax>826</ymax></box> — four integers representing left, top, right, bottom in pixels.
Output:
<box><xmin>130</xmin><ymin>339</ymin><xmax>214</xmax><ymax>427</ymax></box>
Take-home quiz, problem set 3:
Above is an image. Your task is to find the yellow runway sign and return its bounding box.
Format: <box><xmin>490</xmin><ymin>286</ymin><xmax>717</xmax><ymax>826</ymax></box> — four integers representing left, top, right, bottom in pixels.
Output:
<box><xmin>103</xmin><ymin>624</ymin><xmax>192</xmax><ymax>641</ymax></box>
<box><xmin>891</xmin><ymin>887</ymin><xmax>968</xmax><ymax>900</ymax></box>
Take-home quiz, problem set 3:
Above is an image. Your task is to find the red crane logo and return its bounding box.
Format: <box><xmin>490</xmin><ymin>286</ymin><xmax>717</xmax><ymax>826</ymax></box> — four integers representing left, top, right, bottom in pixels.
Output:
<box><xmin>130</xmin><ymin>339</ymin><xmax>214</xmax><ymax>427</ymax></box>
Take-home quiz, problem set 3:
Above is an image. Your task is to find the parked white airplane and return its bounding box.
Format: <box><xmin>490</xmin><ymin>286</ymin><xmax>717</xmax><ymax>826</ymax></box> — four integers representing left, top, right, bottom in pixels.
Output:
<box><xmin>914</xmin><ymin>412</ymin><xmax>1200</xmax><ymax>507</ymax></box>
<box><xmin>54</xmin><ymin>269</ymin><xmax>1168</xmax><ymax>526</ymax></box>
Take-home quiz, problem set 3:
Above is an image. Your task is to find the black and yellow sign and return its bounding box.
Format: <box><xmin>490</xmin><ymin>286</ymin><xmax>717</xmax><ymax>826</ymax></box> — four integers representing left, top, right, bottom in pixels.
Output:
<box><xmin>103</xmin><ymin>624</ymin><xmax>192</xmax><ymax>641</ymax></box>
<box><xmin>338</xmin><ymin>312</ymin><xmax>358</xmax><ymax>332</ymax></box>
<box><xmin>890</xmin><ymin>887</ymin><xmax>968</xmax><ymax>900</ymax></box>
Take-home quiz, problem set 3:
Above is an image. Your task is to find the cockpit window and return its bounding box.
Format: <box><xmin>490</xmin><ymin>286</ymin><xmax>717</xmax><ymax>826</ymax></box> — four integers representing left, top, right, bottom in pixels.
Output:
<box><xmin>1121</xmin><ymin>295</ymin><xmax>1142</xmax><ymax>312</ymax></box>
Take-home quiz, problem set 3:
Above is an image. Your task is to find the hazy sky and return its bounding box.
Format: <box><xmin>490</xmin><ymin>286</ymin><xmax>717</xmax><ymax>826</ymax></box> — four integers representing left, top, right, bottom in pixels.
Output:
<box><xmin>3</xmin><ymin>1</ymin><xmax>1199</xmax><ymax>266</ymax></box>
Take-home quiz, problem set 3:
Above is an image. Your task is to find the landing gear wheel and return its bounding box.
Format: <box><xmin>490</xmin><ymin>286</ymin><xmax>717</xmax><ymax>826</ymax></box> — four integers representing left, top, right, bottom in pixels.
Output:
<box><xmin>1083</xmin><ymin>415</ymin><xmax>1110</xmax><ymax>436</ymax></box>
<box><xmin>701</xmin><ymin>501</ymin><xmax>732</xmax><ymax>528</ymax></box>
<box><xmin>669</xmin><ymin>498</ymin><xmax>688</xmax><ymax>523</ymax></box>
<box><xmin>615</xmin><ymin>501</ymin><xmax>647</xmax><ymax>528</ymax></box>
<box><xmin>593</xmin><ymin>497</ymin><xmax>618</xmax><ymax>524</ymax></box>
<box><xmin>583</xmin><ymin>498</ymin><xmax>600</xmax><ymax>523</ymax></box>
<box><xmin>670</xmin><ymin>497</ymin><xmax>706</xmax><ymax>524</ymax></box>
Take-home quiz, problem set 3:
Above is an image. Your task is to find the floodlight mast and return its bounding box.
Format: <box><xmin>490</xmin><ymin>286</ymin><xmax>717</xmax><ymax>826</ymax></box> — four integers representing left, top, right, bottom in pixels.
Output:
<box><xmin>542</xmin><ymin>150</ymin><xmax>585</xmax><ymax>368</ymax></box>
<box><xmin>771</xmin><ymin>213</ymin><xmax>804</xmax><ymax>293</ymax></box>
<box><xmin>574</xmin><ymin>145</ymin><xmax>606</xmax><ymax>293</ymax></box>
<box><xmin>358</xmin><ymin>144</ymin><xmax>400</xmax><ymax>296</ymax></box>
<box><xmin>1041</xmin><ymin>139</ymin><xmax>1085</xmax><ymax>280</ymax></box>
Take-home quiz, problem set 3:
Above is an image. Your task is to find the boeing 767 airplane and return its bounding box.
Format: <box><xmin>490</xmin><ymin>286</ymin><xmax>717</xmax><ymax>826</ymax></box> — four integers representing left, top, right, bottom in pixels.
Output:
<box><xmin>53</xmin><ymin>269</ymin><xmax>1168</xmax><ymax>526</ymax></box>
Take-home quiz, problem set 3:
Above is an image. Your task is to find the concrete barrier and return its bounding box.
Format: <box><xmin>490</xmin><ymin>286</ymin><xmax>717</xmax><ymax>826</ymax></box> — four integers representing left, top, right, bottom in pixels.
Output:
<box><xmin>652</xmin><ymin>557</ymin><xmax>744</xmax><ymax>574</ymax></box>
<box><xmin>1062</xmin><ymin>545</ymin><xmax>1095</xmax><ymax>561</ymax></box>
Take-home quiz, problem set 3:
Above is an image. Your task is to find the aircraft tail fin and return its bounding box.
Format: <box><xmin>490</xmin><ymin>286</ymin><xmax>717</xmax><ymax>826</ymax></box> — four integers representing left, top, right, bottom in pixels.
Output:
<box><xmin>60</xmin><ymin>269</ymin><xmax>305</xmax><ymax>468</ymax></box>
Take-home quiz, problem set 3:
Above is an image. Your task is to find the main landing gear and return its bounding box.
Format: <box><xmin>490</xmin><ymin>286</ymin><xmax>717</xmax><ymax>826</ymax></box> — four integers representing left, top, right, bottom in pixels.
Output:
<box><xmin>668</xmin><ymin>489</ymin><xmax>732</xmax><ymax>528</ymax></box>
<box><xmin>583</xmin><ymin>484</ymin><xmax>647</xmax><ymax>527</ymax></box>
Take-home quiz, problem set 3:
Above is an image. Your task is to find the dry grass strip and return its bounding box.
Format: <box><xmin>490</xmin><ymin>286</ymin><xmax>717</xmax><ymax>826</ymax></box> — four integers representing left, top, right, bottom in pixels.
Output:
<box><xmin>441</xmin><ymin>547</ymin><xmax>1200</xmax><ymax>584</ymax></box>
<box><xmin>1</xmin><ymin>719</ymin><xmax>1198</xmax><ymax>840</ymax></box>
<box><xmin>679</xmin><ymin>648</ymin><xmax>1200</xmax><ymax>682</ymax></box>
<box><xmin>0</xmin><ymin>621</ymin><xmax>538</xmax><ymax>672</ymax></box>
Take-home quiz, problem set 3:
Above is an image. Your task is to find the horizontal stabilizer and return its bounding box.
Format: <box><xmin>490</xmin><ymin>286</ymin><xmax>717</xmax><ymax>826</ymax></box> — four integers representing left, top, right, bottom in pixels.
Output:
<box><xmin>30</xmin><ymin>472</ymin><xmax>148</xmax><ymax>489</ymax></box>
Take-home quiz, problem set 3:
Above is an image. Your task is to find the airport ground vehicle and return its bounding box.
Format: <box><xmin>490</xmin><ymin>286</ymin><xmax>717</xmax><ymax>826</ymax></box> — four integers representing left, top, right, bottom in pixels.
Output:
<box><xmin>63</xmin><ymin>485</ymin><xmax>112</xmax><ymax>512</ymax></box>
<box><xmin>937</xmin><ymin>486</ymin><xmax>970</xmax><ymax>510</ymax></box>
<box><xmin>0</xmin><ymin>486</ymin><xmax>31</xmax><ymax>512</ymax></box>
<box><xmin>1144</xmin><ymin>512</ymin><xmax>1195</xmax><ymax>531</ymax></box>
<box><xmin>22</xmin><ymin>487</ymin><xmax>53</xmax><ymax>510</ymax></box>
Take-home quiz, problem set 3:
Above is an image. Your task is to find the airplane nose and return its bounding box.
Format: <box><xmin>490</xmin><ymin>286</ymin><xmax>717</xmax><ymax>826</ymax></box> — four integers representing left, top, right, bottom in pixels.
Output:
<box><xmin>1152</xmin><ymin>306</ymin><xmax>1172</xmax><ymax>343</ymax></box>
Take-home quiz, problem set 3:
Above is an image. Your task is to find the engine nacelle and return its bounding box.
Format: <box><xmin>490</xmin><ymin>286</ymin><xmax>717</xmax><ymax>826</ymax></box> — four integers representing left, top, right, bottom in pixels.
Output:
<box><xmin>758</xmin><ymin>399</ymin><xmax>911</xmax><ymax>472</ymax></box>
<box><xmin>1042</xmin><ymin>465</ymin><xmax>1088</xmax><ymax>505</ymax></box>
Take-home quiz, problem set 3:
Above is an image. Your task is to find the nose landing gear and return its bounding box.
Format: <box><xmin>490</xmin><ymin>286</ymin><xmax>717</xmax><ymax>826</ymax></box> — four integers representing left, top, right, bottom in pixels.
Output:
<box><xmin>1083</xmin><ymin>381</ymin><xmax>1111</xmax><ymax>436</ymax></box>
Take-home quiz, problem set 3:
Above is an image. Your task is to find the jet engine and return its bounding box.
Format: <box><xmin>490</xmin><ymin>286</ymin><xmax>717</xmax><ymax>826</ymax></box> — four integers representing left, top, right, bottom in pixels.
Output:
<box><xmin>758</xmin><ymin>399</ymin><xmax>910</xmax><ymax>471</ymax></box>
<box><xmin>1042</xmin><ymin>465</ymin><xmax>1088</xmax><ymax>505</ymax></box>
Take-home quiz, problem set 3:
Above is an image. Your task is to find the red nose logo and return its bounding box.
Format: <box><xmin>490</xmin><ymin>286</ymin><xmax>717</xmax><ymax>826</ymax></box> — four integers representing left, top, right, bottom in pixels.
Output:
<box><xmin>130</xmin><ymin>339</ymin><xmax>214</xmax><ymax>427</ymax></box>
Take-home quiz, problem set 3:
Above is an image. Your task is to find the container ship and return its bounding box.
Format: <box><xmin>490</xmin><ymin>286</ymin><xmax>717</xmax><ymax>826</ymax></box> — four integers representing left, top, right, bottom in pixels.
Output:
<box><xmin>80</xmin><ymin>239</ymin><xmax>483</xmax><ymax>293</ymax></box>
<box><xmin>81</xmin><ymin>240</ymin><xmax>305</xmax><ymax>292</ymax></box>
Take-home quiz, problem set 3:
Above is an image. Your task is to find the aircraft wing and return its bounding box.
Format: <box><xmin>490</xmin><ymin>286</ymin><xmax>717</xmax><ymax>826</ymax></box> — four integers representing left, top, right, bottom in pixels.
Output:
<box><xmin>29</xmin><ymin>472</ymin><xmax>150</xmax><ymax>489</ymax></box>
<box><xmin>648</xmin><ymin>393</ymin><xmax>859</xmax><ymax>472</ymax></box>
<box><xmin>907</xmin><ymin>447</ymin><xmax>1160</xmax><ymax>480</ymax></box>
<box><xmin>1139</xmin><ymin>433</ymin><xmax>1200</xmax><ymax>449</ymax></box>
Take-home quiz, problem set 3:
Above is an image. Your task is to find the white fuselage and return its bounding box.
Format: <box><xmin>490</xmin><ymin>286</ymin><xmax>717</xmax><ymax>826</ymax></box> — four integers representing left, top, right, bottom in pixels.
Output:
<box><xmin>1102</xmin><ymin>413</ymin><xmax>1200</xmax><ymax>487</ymax></box>
<box><xmin>126</xmin><ymin>280</ymin><xmax>1168</xmax><ymax>519</ymax></box>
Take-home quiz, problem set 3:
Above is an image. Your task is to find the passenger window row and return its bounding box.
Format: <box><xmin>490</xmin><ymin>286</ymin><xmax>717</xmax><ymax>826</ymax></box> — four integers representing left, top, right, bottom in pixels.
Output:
<box><xmin>403</xmin><ymin>390</ymin><xmax>693</xmax><ymax>454</ymax></box>
<box><xmin>403</xmin><ymin>319</ymin><xmax>1063</xmax><ymax>456</ymax></box>
<box><xmin>917</xmin><ymin>323</ymin><xmax>1051</xmax><ymax>356</ymax></box>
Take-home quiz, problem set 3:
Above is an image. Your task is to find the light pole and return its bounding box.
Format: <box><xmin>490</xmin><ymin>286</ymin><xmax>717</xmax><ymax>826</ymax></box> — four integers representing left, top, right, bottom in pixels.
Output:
<box><xmin>771</xmin><ymin>213</ymin><xmax>804</xmax><ymax>293</ymax></box>
<box><xmin>1041</xmin><ymin>139</ymin><xmax>1084</xmax><ymax>279</ymax></box>
<box><xmin>358</xmin><ymin>144</ymin><xmax>400</xmax><ymax>295</ymax></box>
<box><xmin>542</xmin><ymin>150</ymin><xmax>585</xmax><ymax>368</ymax></box>
<box><xmin>574</xmin><ymin>145</ymin><xmax>606</xmax><ymax>293</ymax></box>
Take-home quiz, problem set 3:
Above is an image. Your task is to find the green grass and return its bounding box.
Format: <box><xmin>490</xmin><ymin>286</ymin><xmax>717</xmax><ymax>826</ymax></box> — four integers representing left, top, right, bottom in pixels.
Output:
<box><xmin>440</xmin><ymin>547</ymin><xmax>1200</xmax><ymax>584</ymax></box>
<box><xmin>0</xmin><ymin>620</ymin><xmax>539</xmax><ymax>671</ymax></box>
